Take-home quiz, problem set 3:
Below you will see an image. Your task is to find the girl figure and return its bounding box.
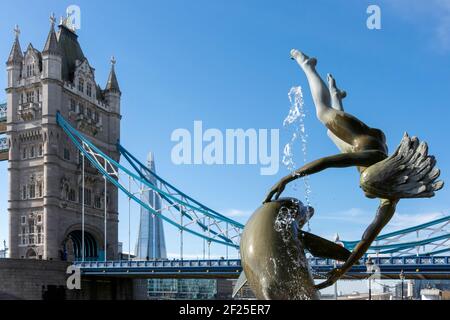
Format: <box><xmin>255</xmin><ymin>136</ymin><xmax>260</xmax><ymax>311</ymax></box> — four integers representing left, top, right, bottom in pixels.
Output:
<box><xmin>264</xmin><ymin>49</ymin><xmax>444</xmax><ymax>289</ymax></box>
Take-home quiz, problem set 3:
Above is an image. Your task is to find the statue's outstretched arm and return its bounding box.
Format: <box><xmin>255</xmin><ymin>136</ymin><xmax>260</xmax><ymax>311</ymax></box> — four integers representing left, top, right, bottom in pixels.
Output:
<box><xmin>315</xmin><ymin>198</ymin><xmax>398</xmax><ymax>290</ymax></box>
<box><xmin>263</xmin><ymin>150</ymin><xmax>386</xmax><ymax>203</ymax></box>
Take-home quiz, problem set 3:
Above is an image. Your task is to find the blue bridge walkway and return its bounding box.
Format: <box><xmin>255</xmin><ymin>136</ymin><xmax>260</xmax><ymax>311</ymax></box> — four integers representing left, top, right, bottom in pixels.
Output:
<box><xmin>75</xmin><ymin>256</ymin><xmax>450</xmax><ymax>280</ymax></box>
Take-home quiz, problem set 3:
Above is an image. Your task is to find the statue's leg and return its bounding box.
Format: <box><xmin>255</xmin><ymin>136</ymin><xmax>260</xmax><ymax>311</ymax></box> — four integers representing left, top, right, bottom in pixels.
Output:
<box><xmin>291</xmin><ymin>49</ymin><xmax>378</xmax><ymax>147</ymax></box>
<box><xmin>315</xmin><ymin>198</ymin><xmax>399</xmax><ymax>290</ymax></box>
<box><xmin>290</xmin><ymin>49</ymin><xmax>333</xmax><ymax>124</ymax></box>
<box><xmin>264</xmin><ymin>150</ymin><xmax>386</xmax><ymax>202</ymax></box>
<box><xmin>326</xmin><ymin>74</ymin><xmax>352</xmax><ymax>152</ymax></box>
<box><xmin>327</xmin><ymin>73</ymin><xmax>346</xmax><ymax>111</ymax></box>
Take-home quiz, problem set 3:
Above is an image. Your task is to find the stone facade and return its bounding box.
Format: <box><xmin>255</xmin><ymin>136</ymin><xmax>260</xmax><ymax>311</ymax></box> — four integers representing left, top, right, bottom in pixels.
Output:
<box><xmin>0</xmin><ymin>259</ymin><xmax>148</xmax><ymax>300</ymax></box>
<box><xmin>5</xmin><ymin>19</ymin><xmax>121</xmax><ymax>261</ymax></box>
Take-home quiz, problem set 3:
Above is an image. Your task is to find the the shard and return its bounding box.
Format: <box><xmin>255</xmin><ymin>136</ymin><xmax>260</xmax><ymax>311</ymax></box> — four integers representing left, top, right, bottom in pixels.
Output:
<box><xmin>135</xmin><ymin>153</ymin><xmax>167</xmax><ymax>259</ymax></box>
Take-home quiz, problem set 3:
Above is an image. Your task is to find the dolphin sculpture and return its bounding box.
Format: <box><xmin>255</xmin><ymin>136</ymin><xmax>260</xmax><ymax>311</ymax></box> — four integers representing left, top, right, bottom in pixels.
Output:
<box><xmin>233</xmin><ymin>198</ymin><xmax>352</xmax><ymax>300</ymax></box>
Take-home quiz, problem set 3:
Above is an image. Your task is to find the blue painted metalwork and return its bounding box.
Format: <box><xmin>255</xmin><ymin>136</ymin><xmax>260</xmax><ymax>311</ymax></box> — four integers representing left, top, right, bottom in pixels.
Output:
<box><xmin>119</xmin><ymin>144</ymin><xmax>240</xmax><ymax>244</ymax></box>
<box><xmin>342</xmin><ymin>215</ymin><xmax>450</xmax><ymax>247</ymax></box>
<box><xmin>56</xmin><ymin>112</ymin><xmax>449</xmax><ymax>257</ymax></box>
<box><xmin>118</xmin><ymin>144</ymin><xmax>244</xmax><ymax>228</ymax></box>
<box><xmin>57</xmin><ymin>112</ymin><xmax>242</xmax><ymax>248</ymax></box>
<box><xmin>74</xmin><ymin>256</ymin><xmax>450</xmax><ymax>279</ymax></box>
<box><xmin>0</xmin><ymin>136</ymin><xmax>8</xmax><ymax>153</ymax></box>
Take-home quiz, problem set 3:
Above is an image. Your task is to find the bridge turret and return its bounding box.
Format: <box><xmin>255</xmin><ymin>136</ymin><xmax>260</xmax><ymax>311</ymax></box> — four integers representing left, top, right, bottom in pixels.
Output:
<box><xmin>41</xmin><ymin>14</ymin><xmax>62</xmax><ymax>81</ymax></box>
<box><xmin>104</xmin><ymin>56</ymin><xmax>121</xmax><ymax>145</ymax></box>
<box><xmin>104</xmin><ymin>56</ymin><xmax>121</xmax><ymax>111</ymax></box>
<box><xmin>6</xmin><ymin>25</ymin><xmax>23</xmax><ymax>89</ymax></box>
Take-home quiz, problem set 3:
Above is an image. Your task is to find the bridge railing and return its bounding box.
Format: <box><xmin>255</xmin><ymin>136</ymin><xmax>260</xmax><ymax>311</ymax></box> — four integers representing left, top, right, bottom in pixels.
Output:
<box><xmin>75</xmin><ymin>256</ymin><xmax>450</xmax><ymax>270</ymax></box>
<box><xmin>309</xmin><ymin>256</ymin><xmax>450</xmax><ymax>267</ymax></box>
<box><xmin>74</xmin><ymin>259</ymin><xmax>242</xmax><ymax>269</ymax></box>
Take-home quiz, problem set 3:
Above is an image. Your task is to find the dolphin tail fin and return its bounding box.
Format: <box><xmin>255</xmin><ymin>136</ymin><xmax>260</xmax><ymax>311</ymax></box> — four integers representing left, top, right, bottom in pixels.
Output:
<box><xmin>232</xmin><ymin>271</ymin><xmax>248</xmax><ymax>298</ymax></box>
<box><xmin>300</xmin><ymin>231</ymin><xmax>351</xmax><ymax>262</ymax></box>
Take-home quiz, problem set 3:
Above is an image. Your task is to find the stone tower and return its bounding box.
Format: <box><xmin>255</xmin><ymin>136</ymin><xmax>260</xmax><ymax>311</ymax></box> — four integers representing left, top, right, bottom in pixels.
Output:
<box><xmin>6</xmin><ymin>17</ymin><xmax>121</xmax><ymax>261</ymax></box>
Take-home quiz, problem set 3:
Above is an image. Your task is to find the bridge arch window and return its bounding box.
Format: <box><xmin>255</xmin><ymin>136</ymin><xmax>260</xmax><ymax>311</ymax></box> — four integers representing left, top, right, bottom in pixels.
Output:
<box><xmin>78</xmin><ymin>187</ymin><xmax>82</xmax><ymax>204</ymax></box>
<box><xmin>36</xmin><ymin>226</ymin><xmax>42</xmax><ymax>244</ymax></box>
<box><xmin>68</xmin><ymin>188</ymin><xmax>76</xmax><ymax>202</ymax></box>
<box><xmin>22</xmin><ymin>185</ymin><xmax>27</xmax><ymax>200</ymax></box>
<box><xmin>21</xmin><ymin>216</ymin><xmax>26</xmax><ymax>225</ymax></box>
<box><xmin>26</xmin><ymin>91</ymin><xmax>35</xmax><ymax>103</ymax></box>
<box><xmin>38</xmin><ymin>144</ymin><xmax>43</xmax><ymax>157</ymax></box>
<box><xmin>85</xmin><ymin>189</ymin><xmax>92</xmax><ymax>206</ymax></box>
<box><xmin>86</xmin><ymin>83</ymin><xmax>92</xmax><ymax>97</ymax></box>
<box><xmin>78</xmin><ymin>78</ymin><xmax>84</xmax><ymax>93</ymax></box>
<box><xmin>29</xmin><ymin>183</ymin><xmax>35</xmax><ymax>199</ymax></box>
<box><xmin>63</xmin><ymin>148</ymin><xmax>70</xmax><ymax>160</ymax></box>
<box><xmin>26</xmin><ymin>64</ymin><xmax>36</xmax><ymax>78</ymax></box>
<box><xmin>29</xmin><ymin>146</ymin><xmax>35</xmax><ymax>158</ymax></box>
<box><xmin>63</xmin><ymin>230</ymin><xmax>99</xmax><ymax>261</ymax></box>
<box><xmin>94</xmin><ymin>195</ymin><xmax>101</xmax><ymax>209</ymax></box>
<box><xmin>37</xmin><ymin>182</ymin><xmax>43</xmax><ymax>198</ymax></box>
<box><xmin>28</xmin><ymin>220</ymin><xmax>34</xmax><ymax>234</ymax></box>
<box><xmin>70</xmin><ymin>99</ymin><xmax>76</xmax><ymax>112</ymax></box>
<box><xmin>22</xmin><ymin>147</ymin><xmax>27</xmax><ymax>159</ymax></box>
<box><xmin>78</xmin><ymin>102</ymin><xmax>85</xmax><ymax>115</ymax></box>
<box><xmin>26</xmin><ymin>249</ymin><xmax>37</xmax><ymax>259</ymax></box>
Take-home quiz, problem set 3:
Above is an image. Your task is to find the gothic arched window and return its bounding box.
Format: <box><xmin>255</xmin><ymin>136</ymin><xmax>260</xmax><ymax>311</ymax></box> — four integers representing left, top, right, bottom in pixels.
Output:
<box><xmin>78</xmin><ymin>78</ymin><xmax>84</xmax><ymax>93</ymax></box>
<box><xmin>86</xmin><ymin>83</ymin><xmax>92</xmax><ymax>97</ymax></box>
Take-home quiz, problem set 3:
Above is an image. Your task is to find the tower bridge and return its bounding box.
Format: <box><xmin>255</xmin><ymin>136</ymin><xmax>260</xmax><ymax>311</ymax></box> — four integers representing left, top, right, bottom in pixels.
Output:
<box><xmin>0</xmin><ymin>16</ymin><xmax>449</xmax><ymax>300</ymax></box>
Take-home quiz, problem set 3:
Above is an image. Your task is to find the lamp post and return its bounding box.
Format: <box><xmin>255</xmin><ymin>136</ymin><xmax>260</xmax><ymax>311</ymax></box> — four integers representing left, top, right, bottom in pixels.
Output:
<box><xmin>399</xmin><ymin>270</ymin><xmax>405</xmax><ymax>300</ymax></box>
<box><xmin>366</xmin><ymin>257</ymin><xmax>374</xmax><ymax>300</ymax></box>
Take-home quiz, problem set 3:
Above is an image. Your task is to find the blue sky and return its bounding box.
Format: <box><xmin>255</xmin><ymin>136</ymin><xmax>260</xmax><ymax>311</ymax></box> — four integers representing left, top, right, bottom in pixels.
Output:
<box><xmin>0</xmin><ymin>0</ymin><xmax>449</xmax><ymax>262</ymax></box>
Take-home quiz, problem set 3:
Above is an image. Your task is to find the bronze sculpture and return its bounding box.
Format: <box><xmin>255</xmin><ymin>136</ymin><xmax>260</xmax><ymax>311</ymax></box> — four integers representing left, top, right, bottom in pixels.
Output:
<box><xmin>263</xmin><ymin>49</ymin><xmax>444</xmax><ymax>290</ymax></box>
<box><xmin>235</xmin><ymin>198</ymin><xmax>351</xmax><ymax>299</ymax></box>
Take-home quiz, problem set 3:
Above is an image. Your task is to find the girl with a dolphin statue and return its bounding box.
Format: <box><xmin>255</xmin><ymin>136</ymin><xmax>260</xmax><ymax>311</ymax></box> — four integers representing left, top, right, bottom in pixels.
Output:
<box><xmin>236</xmin><ymin>49</ymin><xmax>444</xmax><ymax>299</ymax></box>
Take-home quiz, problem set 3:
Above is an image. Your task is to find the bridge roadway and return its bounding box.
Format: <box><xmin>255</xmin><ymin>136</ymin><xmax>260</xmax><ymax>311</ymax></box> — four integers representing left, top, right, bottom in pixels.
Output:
<box><xmin>75</xmin><ymin>255</ymin><xmax>450</xmax><ymax>280</ymax></box>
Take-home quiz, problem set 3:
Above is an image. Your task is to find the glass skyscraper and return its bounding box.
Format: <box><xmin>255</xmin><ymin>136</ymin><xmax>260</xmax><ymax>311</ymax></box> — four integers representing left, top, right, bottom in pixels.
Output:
<box><xmin>134</xmin><ymin>152</ymin><xmax>167</xmax><ymax>260</ymax></box>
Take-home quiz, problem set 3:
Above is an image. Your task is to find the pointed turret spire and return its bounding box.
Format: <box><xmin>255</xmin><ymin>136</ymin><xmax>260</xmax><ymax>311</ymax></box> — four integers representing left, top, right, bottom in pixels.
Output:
<box><xmin>7</xmin><ymin>25</ymin><xmax>23</xmax><ymax>65</ymax></box>
<box><xmin>43</xmin><ymin>13</ymin><xmax>60</xmax><ymax>55</ymax></box>
<box><xmin>105</xmin><ymin>56</ymin><xmax>121</xmax><ymax>94</ymax></box>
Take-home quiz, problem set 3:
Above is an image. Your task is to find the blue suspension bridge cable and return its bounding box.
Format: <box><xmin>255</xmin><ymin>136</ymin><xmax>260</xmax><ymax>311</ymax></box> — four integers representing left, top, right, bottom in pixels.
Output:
<box><xmin>57</xmin><ymin>112</ymin><xmax>241</xmax><ymax>248</ymax></box>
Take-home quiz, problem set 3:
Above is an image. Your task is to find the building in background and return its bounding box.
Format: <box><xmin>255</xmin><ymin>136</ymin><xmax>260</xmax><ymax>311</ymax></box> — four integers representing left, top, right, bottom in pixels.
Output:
<box><xmin>147</xmin><ymin>278</ymin><xmax>233</xmax><ymax>300</ymax></box>
<box><xmin>134</xmin><ymin>152</ymin><xmax>167</xmax><ymax>260</ymax></box>
<box><xmin>6</xmin><ymin>17</ymin><xmax>121</xmax><ymax>261</ymax></box>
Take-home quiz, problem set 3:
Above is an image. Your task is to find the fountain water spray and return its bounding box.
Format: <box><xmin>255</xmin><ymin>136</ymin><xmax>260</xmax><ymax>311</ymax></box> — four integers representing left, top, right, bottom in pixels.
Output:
<box><xmin>282</xmin><ymin>86</ymin><xmax>313</xmax><ymax>230</ymax></box>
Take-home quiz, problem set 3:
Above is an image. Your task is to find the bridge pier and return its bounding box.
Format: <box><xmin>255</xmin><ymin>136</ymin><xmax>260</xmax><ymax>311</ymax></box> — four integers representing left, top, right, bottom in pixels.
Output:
<box><xmin>0</xmin><ymin>259</ymin><xmax>147</xmax><ymax>300</ymax></box>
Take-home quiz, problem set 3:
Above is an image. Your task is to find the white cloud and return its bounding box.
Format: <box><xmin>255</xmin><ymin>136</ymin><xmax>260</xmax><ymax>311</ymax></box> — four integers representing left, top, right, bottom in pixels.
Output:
<box><xmin>221</xmin><ymin>208</ymin><xmax>252</xmax><ymax>218</ymax></box>
<box><xmin>387</xmin><ymin>211</ymin><xmax>446</xmax><ymax>230</ymax></box>
<box><xmin>385</xmin><ymin>0</ymin><xmax>450</xmax><ymax>52</ymax></box>
<box><xmin>316</xmin><ymin>206</ymin><xmax>448</xmax><ymax>235</ymax></box>
<box><xmin>315</xmin><ymin>207</ymin><xmax>371</xmax><ymax>224</ymax></box>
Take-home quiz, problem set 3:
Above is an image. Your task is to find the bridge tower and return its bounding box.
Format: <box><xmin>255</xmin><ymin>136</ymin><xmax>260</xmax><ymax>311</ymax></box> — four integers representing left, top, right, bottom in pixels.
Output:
<box><xmin>6</xmin><ymin>17</ymin><xmax>121</xmax><ymax>261</ymax></box>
